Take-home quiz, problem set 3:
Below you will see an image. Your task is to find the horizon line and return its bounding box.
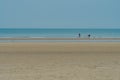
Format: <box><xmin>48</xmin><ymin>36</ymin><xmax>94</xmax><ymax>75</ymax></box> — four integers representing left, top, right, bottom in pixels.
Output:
<box><xmin>0</xmin><ymin>27</ymin><xmax>120</xmax><ymax>29</ymax></box>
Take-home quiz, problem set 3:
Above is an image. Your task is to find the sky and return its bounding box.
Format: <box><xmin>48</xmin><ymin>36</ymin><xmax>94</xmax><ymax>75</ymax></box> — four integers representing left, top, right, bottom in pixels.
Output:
<box><xmin>0</xmin><ymin>0</ymin><xmax>120</xmax><ymax>28</ymax></box>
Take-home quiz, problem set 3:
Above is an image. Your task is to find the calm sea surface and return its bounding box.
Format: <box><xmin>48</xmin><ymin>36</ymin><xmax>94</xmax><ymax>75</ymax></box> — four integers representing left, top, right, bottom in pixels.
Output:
<box><xmin>0</xmin><ymin>28</ymin><xmax>120</xmax><ymax>38</ymax></box>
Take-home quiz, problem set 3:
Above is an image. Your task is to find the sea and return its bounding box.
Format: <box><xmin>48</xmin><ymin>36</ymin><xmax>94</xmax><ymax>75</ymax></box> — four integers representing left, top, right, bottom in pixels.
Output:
<box><xmin>0</xmin><ymin>28</ymin><xmax>120</xmax><ymax>42</ymax></box>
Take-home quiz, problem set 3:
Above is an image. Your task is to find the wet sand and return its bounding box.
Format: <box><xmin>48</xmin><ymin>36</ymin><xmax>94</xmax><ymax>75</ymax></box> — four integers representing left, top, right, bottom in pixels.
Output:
<box><xmin>0</xmin><ymin>42</ymin><xmax>120</xmax><ymax>80</ymax></box>
<box><xmin>0</xmin><ymin>37</ymin><xmax>120</xmax><ymax>40</ymax></box>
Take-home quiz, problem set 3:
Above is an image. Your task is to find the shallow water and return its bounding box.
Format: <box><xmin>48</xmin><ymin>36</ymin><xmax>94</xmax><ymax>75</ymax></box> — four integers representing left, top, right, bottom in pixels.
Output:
<box><xmin>0</xmin><ymin>28</ymin><xmax>120</xmax><ymax>38</ymax></box>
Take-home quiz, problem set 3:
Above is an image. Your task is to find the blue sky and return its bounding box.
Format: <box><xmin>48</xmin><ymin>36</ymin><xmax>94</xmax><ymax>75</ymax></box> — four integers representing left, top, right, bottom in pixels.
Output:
<box><xmin>0</xmin><ymin>0</ymin><xmax>120</xmax><ymax>28</ymax></box>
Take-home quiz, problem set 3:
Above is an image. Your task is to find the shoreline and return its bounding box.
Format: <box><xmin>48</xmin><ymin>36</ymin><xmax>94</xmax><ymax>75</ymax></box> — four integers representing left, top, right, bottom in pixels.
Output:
<box><xmin>0</xmin><ymin>37</ymin><xmax>120</xmax><ymax>40</ymax></box>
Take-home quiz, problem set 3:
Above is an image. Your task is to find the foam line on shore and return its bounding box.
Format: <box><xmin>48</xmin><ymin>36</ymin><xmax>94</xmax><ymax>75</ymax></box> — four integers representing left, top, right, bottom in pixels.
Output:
<box><xmin>0</xmin><ymin>37</ymin><xmax>120</xmax><ymax>40</ymax></box>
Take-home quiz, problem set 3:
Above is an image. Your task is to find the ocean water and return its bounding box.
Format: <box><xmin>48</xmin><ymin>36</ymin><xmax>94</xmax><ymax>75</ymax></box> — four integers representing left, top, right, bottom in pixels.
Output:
<box><xmin>0</xmin><ymin>28</ymin><xmax>120</xmax><ymax>38</ymax></box>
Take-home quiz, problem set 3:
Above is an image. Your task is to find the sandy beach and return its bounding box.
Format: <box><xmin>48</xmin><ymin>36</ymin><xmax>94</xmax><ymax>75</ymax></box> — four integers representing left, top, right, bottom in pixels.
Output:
<box><xmin>0</xmin><ymin>42</ymin><xmax>120</xmax><ymax>80</ymax></box>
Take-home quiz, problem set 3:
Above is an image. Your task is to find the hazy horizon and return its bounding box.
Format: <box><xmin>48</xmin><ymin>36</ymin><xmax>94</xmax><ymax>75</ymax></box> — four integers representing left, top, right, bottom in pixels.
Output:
<box><xmin>0</xmin><ymin>27</ymin><xmax>120</xmax><ymax>29</ymax></box>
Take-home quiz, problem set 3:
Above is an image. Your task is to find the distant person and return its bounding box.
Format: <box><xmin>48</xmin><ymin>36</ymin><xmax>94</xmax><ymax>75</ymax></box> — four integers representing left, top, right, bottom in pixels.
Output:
<box><xmin>78</xmin><ymin>33</ymin><xmax>81</xmax><ymax>38</ymax></box>
<box><xmin>88</xmin><ymin>34</ymin><xmax>91</xmax><ymax>38</ymax></box>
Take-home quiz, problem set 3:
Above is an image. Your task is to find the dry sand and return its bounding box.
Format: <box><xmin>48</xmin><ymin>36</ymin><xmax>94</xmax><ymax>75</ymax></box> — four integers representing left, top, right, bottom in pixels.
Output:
<box><xmin>0</xmin><ymin>42</ymin><xmax>120</xmax><ymax>80</ymax></box>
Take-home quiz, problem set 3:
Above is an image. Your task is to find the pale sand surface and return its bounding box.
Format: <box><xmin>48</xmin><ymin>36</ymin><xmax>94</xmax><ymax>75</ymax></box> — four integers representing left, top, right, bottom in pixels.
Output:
<box><xmin>0</xmin><ymin>42</ymin><xmax>120</xmax><ymax>80</ymax></box>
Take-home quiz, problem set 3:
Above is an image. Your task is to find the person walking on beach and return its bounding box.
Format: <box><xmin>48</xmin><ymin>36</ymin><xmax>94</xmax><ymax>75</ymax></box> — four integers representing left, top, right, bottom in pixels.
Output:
<box><xmin>78</xmin><ymin>33</ymin><xmax>81</xmax><ymax>38</ymax></box>
<box><xmin>88</xmin><ymin>34</ymin><xmax>91</xmax><ymax>38</ymax></box>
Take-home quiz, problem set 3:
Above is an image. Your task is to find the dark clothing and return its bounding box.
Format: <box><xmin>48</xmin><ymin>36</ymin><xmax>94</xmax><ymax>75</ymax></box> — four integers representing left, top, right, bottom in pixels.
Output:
<box><xmin>78</xmin><ymin>33</ymin><xmax>81</xmax><ymax>38</ymax></box>
<box><xmin>88</xmin><ymin>34</ymin><xmax>91</xmax><ymax>38</ymax></box>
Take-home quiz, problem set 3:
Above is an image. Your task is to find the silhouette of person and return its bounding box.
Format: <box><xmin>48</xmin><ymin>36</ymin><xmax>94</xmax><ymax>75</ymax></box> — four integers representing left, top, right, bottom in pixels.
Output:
<box><xmin>88</xmin><ymin>34</ymin><xmax>91</xmax><ymax>38</ymax></box>
<box><xmin>78</xmin><ymin>33</ymin><xmax>81</xmax><ymax>38</ymax></box>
